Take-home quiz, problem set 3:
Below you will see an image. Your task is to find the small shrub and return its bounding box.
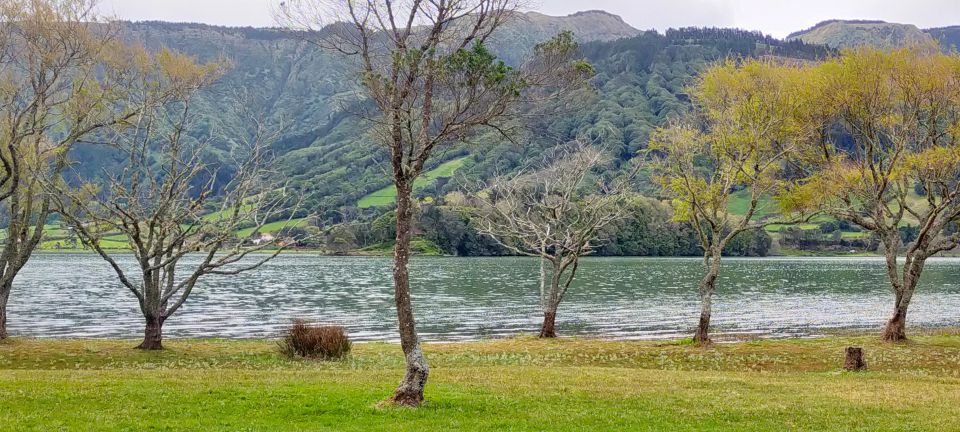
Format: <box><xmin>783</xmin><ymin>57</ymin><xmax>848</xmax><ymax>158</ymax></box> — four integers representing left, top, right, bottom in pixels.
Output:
<box><xmin>278</xmin><ymin>320</ymin><xmax>352</xmax><ymax>360</ymax></box>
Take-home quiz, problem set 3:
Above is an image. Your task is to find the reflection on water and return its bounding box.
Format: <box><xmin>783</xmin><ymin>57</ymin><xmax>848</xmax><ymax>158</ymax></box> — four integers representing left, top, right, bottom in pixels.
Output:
<box><xmin>7</xmin><ymin>254</ymin><xmax>960</xmax><ymax>341</ymax></box>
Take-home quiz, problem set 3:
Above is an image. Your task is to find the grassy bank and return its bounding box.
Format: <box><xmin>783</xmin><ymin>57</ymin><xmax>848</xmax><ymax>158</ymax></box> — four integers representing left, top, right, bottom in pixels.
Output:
<box><xmin>2</xmin><ymin>334</ymin><xmax>960</xmax><ymax>431</ymax></box>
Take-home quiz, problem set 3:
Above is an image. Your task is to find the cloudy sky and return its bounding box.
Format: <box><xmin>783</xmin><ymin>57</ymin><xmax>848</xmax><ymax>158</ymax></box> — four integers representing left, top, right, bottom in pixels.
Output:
<box><xmin>97</xmin><ymin>0</ymin><xmax>960</xmax><ymax>39</ymax></box>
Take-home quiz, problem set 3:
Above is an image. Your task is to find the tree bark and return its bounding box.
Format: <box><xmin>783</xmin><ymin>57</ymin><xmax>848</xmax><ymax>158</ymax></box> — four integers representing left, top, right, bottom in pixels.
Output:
<box><xmin>882</xmin><ymin>301</ymin><xmax>908</xmax><ymax>342</ymax></box>
<box><xmin>694</xmin><ymin>254</ymin><xmax>721</xmax><ymax>345</ymax></box>
<box><xmin>137</xmin><ymin>316</ymin><xmax>164</xmax><ymax>350</ymax></box>
<box><xmin>0</xmin><ymin>288</ymin><xmax>8</xmax><ymax>340</ymax></box>
<box><xmin>540</xmin><ymin>310</ymin><xmax>557</xmax><ymax>338</ymax></box>
<box><xmin>879</xmin><ymin>233</ymin><xmax>910</xmax><ymax>342</ymax></box>
<box><xmin>882</xmin><ymin>258</ymin><xmax>922</xmax><ymax>342</ymax></box>
<box><xmin>389</xmin><ymin>181</ymin><xmax>429</xmax><ymax>407</ymax></box>
<box><xmin>844</xmin><ymin>347</ymin><xmax>866</xmax><ymax>371</ymax></box>
<box><xmin>539</xmin><ymin>265</ymin><xmax>563</xmax><ymax>339</ymax></box>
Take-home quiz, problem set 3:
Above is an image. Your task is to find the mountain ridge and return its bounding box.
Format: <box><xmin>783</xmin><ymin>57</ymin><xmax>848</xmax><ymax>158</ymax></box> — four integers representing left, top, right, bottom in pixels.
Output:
<box><xmin>786</xmin><ymin>20</ymin><xmax>889</xmax><ymax>40</ymax></box>
<box><xmin>786</xmin><ymin>19</ymin><xmax>949</xmax><ymax>49</ymax></box>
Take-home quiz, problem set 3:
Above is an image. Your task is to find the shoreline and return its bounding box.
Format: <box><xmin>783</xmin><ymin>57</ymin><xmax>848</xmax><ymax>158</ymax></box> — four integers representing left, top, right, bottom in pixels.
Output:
<box><xmin>4</xmin><ymin>326</ymin><xmax>959</xmax><ymax>344</ymax></box>
<box><xmin>29</xmin><ymin>248</ymin><xmax>960</xmax><ymax>258</ymax></box>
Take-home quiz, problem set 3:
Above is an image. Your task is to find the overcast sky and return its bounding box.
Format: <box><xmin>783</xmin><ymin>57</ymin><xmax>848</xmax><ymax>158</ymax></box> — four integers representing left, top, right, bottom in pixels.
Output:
<box><xmin>97</xmin><ymin>0</ymin><xmax>960</xmax><ymax>39</ymax></box>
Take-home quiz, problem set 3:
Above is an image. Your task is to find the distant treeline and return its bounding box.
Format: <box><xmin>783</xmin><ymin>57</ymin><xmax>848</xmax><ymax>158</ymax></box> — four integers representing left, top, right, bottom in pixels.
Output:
<box><xmin>302</xmin><ymin>196</ymin><xmax>773</xmax><ymax>257</ymax></box>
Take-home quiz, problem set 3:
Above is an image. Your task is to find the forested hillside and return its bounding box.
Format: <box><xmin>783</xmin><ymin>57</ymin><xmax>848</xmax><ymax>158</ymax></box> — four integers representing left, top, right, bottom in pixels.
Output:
<box><xmin>69</xmin><ymin>12</ymin><xmax>641</xmax><ymax>215</ymax></box>
<box><xmin>71</xmin><ymin>17</ymin><xmax>827</xmax><ymax>212</ymax></box>
<box><xmin>61</xmin><ymin>12</ymin><xmax>837</xmax><ymax>256</ymax></box>
<box><xmin>928</xmin><ymin>26</ymin><xmax>960</xmax><ymax>51</ymax></box>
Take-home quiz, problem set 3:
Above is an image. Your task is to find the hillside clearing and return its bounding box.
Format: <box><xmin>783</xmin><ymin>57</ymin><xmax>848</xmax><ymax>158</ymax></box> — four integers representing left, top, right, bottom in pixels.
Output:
<box><xmin>357</xmin><ymin>157</ymin><xmax>467</xmax><ymax>209</ymax></box>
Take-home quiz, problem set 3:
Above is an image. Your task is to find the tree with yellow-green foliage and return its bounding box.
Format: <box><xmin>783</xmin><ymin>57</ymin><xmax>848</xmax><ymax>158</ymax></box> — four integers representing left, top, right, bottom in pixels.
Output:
<box><xmin>648</xmin><ymin>59</ymin><xmax>814</xmax><ymax>345</ymax></box>
<box><xmin>0</xmin><ymin>0</ymin><xmax>229</xmax><ymax>341</ymax></box>
<box><xmin>783</xmin><ymin>46</ymin><xmax>960</xmax><ymax>342</ymax></box>
<box><xmin>0</xmin><ymin>0</ymin><xmax>149</xmax><ymax>340</ymax></box>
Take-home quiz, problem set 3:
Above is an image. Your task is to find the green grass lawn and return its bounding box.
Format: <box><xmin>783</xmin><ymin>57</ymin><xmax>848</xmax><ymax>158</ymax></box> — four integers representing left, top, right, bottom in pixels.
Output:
<box><xmin>727</xmin><ymin>189</ymin><xmax>777</xmax><ymax>219</ymax></box>
<box><xmin>40</xmin><ymin>238</ymin><xmax>129</xmax><ymax>250</ymax></box>
<box><xmin>2</xmin><ymin>333</ymin><xmax>960</xmax><ymax>431</ymax></box>
<box><xmin>359</xmin><ymin>237</ymin><xmax>443</xmax><ymax>256</ymax></box>
<box><xmin>236</xmin><ymin>218</ymin><xmax>309</xmax><ymax>238</ymax></box>
<box><xmin>357</xmin><ymin>157</ymin><xmax>467</xmax><ymax>209</ymax></box>
<box><xmin>28</xmin><ymin>216</ymin><xmax>308</xmax><ymax>252</ymax></box>
<box><xmin>200</xmin><ymin>203</ymin><xmax>256</xmax><ymax>223</ymax></box>
<box><xmin>0</xmin><ymin>224</ymin><xmax>67</xmax><ymax>242</ymax></box>
<box><xmin>727</xmin><ymin>192</ymin><xmax>874</xmax><ymax>241</ymax></box>
<box><xmin>841</xmin><ymin>230</ymin><xmax>870</xmax><ymax>239</ymax></box>
<box><xmin>765</xmin><ymin>223</ymin><xmax>821</xmax><ymax>232</ymax></box>
<box><xmin>777</xmin><ymin>247</ymin><xmax>877</xmax><ymax>257</ymax></box>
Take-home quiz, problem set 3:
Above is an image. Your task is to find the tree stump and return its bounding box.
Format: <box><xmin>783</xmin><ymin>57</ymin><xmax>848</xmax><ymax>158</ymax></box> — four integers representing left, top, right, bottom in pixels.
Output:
<box><xmin>844</xmin><ymin>347</ymin><xmax>866</xmax><ymax>371</ymax></box>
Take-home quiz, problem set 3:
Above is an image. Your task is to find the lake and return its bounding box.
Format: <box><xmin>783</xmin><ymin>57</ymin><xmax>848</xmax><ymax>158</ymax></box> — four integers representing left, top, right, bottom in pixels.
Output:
<box><xmin>6</xmin><ymin>254</ymin><xmax>960</xmax><ymax>341</ymax></box>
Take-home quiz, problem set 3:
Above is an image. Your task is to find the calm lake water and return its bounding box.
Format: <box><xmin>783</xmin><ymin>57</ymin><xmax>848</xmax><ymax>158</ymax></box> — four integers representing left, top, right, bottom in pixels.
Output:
<box><xmin>6</xmin><ymin>254</ymin><xmax>960</xmax><ymax>341</ymax></box>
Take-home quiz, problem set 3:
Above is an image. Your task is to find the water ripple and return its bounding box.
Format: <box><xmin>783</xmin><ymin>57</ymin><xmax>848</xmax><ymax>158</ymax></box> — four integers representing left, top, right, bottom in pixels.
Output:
<box><xmin>5</xmin><ymin>254</ymin><xmax>960</xmax><ymax>341</ymax></box>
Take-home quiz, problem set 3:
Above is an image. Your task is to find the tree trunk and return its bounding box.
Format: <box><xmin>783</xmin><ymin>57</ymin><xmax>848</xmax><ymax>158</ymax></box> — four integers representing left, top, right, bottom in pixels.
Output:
<box><xmin>0</xmin><ymin>300</ymin><xmax>7</xmax><ymax>341</ymax></box>
<box><xmin>539</xmin><ymin>265</ymin><xmax>562</xmax><ymax>339</ymax></box>
<box><xmin>878</xmin><ymin>234</ymin><xmax>909</xmax><ymax>342</ymax></box>
<box><xmin>844</xmin><ymin>347</ymin><xmax>866</xmax><ymax>371</ymax></box>
<box><xmin>137</xmin><ymin>316</ymin><xmax>164</xmax><ymax>350</ymax></box>
<box><xmin>882</xmin><ymin>302</ymin><xmax>908</xmax><ymax>342</ymax></box>
<box><xmin>883</xmin><ymin>258</ymin><xmax>922</xmax><ymax>342</ymax></box>
<box><xmin>538</xmin><ymin>255</ymin><xmax>546</xmax><ymax>311</ymax></box>
<box><xmin>540</xmin><ymin>310</ymin><xmax>557</xmax><ymax>338</ymax></box>
<box><xmin>0</xmin><ymin>282</ymin><xmax>10</xmax><ymax>340</ymax></box>
<box><xmin>693</xmin><ymin>301</ymin><xmax>711</xmax><ymax>345</ymax></box>
<box><xmin>389</xmin><ymin>181</ymin><xmax>429</xmax><ymax>407</ymax></box>
<box><xmin>694</xmin><ymin>254</ymin><xmax>721</xmax><ymax>345</ymax></box>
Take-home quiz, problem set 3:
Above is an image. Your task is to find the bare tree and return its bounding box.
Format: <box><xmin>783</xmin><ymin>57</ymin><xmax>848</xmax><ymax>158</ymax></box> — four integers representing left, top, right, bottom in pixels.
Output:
<box><xmin>278</xmin><ymin>0</ymin><xmax>591</xmax><ymax>406</ymax></box>
<box><xmin>52</xmin><ymin>60</ymin><xmax>305</xmax><ymax>350</ymax></box>
<box><xmin>0</xmin><ymin>0</ymin><xmax>160</xmax><ymax>339</ymax></box>
<box><xmin>473</xmin><ymin>142</ymin><xmax>626</xmax><ymax>338</ymax></box>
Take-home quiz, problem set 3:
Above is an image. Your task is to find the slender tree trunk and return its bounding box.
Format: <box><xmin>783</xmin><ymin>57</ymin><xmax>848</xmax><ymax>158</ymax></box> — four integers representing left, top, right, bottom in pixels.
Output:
<box><xmin>694</xmin><ymin>253</ymin><xmax>721</xmax><ymax>345</ymax></box>
<box><xmin>390</xmin><ymin>181</ymin><xmax>429</xmax><ymax>407</ymax></box>
<box><xmin>539</xmin><ymin>265</ymin><xmax>562</xmax><ymax>338</ymax></box>
<box><xmin>137</xmin><ymin>315</ymin><xmax>165</xmax><ymax>350</ymax></box>
<box><xmin>538</xmin><ymin>255</ymin><xmax>546</xmax><ymax>311</ymax></box>
<box><xmin>879</xmin><ymin>233</ymin><xmax>906</xmax><ymax>342</ymax></box>
<box><xmin>0</xmin><ymin>284</ymin><xmax>9</xmax><ymax>340</ymax></box>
